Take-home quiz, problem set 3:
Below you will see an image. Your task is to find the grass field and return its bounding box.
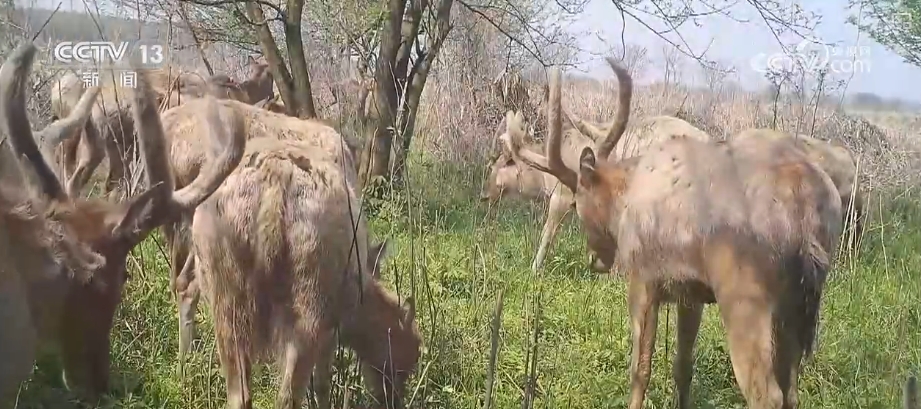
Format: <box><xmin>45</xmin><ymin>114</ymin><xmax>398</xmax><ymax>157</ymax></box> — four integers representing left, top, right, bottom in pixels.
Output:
<box><xmin>14</xmin><ymin>156</ymin><xmax>920</xmax><ymax>409</ymax></box>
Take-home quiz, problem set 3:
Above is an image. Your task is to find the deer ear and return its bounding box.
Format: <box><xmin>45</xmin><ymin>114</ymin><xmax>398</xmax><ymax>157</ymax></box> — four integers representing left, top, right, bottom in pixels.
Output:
<box><xmin>579</xmin><ymin>147</ymin><xmax>598</xmax><ymax>187</ymax></box>
<box><xmin>402</xmin><ymin>296</ymin><xmax>416</xmax><ymax>324</ymax></box>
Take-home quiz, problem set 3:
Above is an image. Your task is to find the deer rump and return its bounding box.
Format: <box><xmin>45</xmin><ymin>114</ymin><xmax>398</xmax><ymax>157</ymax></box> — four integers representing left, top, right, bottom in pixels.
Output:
<box><xmin>615</xmin><ymin>134</ymin><xmax>843</xmax><ymax>355</ymax></box>
<box><xmin>162</xmin><ymin>98</ymin><xmax>366</xmax><ymax>361</ymax></box>
<box><xmin>186</xmin><ymin>136</ymin><xmax>425</xmax><ymax>408</ymax></box>
<box><xmin>190</xmin><ymin>136</ymin><xmax>366</xmax><ymax>359</ymax></box>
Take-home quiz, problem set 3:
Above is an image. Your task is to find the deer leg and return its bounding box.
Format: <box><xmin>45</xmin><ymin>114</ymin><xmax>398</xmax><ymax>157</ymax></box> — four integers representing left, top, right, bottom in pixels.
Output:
<box><xmin>673</xmin><ymin>302</ymin><xmax>703</xmax><ymax>409</ymax></box>
<box><xmin>311</xmin><ymin>331</ymin><xmax>337</xmax><ymax>409</ymax></box>
<box><xmin>61</xmin><ymin>131</ymin><xmax>79</xmax><ymax>175</ymax></box>
<box><xmin>276</xmin><ymin>328</ymin><xmax>332</xmax><ymax>409</ymax></box>
<box><xmin>66</xmin><ymin>123</ymin><xmax>104</xmax><ymax>197</ymax></box>
<box><xmin>531</xmin><ymin>190</ymin><xmax>570</xmax><ymax>273</ymax></box>
<box><xmin>719</xmin><ymin>293</ymin><xmax>785</xmax><ymax>409</ymax></box>
<box><xmin>175</xmin><ymin>252</ymin><xmax>199</xmax><ymax>361</ymax></box>
<box><xmin>780</xmin><ymin>294</ymin><xmax>807</xmax><ymax>408</ymax></box>
<box><xmin>215</xmin><ymin>326</ymin><xmax>253</xmax><ymax>409</ymax></box>
<box><xmin>627</xmin><ymin>278</ymin><xmax>660</xmax><ymax>409</ymax></box>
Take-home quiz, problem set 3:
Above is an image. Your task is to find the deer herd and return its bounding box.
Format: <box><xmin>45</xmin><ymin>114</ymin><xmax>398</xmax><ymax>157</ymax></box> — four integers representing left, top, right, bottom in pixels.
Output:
<box><xmin>0</xmin><ymin>39</ymin><xmax>915</xmax><ymax>409</ymax></box>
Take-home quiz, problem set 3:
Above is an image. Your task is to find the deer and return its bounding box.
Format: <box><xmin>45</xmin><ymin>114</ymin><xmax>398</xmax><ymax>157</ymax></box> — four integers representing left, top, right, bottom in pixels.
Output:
<box><xmin>187</xmin><ymin>131</ymin><xmax>421</xmax><ymax>409</ymax></box>
<box><xmin>49</xmin><ymin>59</ymin><xmax>273</xmax><ymax>196</ymax></box>
<box><xmin>481</xmin><ymin>106</ymin><xmax>711</xmax><ymax>274</ymax></box>
<box><xmin>144</xmin><ymin>97</ymin><xmax>363</xmax><ymax>362</ymax></box>
<box><xmin>0</xmin><ymin>89</ymin><xmax>105</xmax><ymax>409</ymax></box>
<box><xmin>731</xmin><ymin>129</ymin><xmax>866</xmax><ymax>254</ymax></box>
<box><xmin>240</xmin><ymin>55</ymin><xmax>275</xmax><ymax>104</ymax></box>
<box><xmin>0</xmin><ymin>165</ymin><xmax>105</xmax><ymax>409</ymax></box>
<box><xmin>0</xmin><ymin>42</ymin><xmax>245</xmax><ymax>405</ymax></box>
<box><xmin>503</xmin><ymin>58</ymin><xmax>842</xmax><ymax>408</ymax></box>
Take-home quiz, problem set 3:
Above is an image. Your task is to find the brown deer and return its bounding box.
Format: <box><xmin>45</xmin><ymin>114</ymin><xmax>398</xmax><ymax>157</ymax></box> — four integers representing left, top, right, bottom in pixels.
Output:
<box><xmin>151</xmin><ymin>98</ymin><xmax>362</xmax><ymax>361</ymax></box>
<box><xmin>0</xmin><ymin>96</ymin><xmax>105</xmax><ymax>409</ymax></box>
<box><xmin>731</xmin><ymin>129</ymin><xmax>866</xmax><ymax>254</ymax></box>
<box><xmin>49</xmin><ymin>62</ymin><xmax>269</xmax><ymax>196</ymax></box>
<box><xmin>240</xmin><ymin>55</ymin><xmax>275</xmax><ymax>104</ymax></box>
<box><xmin>0</xmin><ymin>42</ymin><xmax>244</xmax><ymax>404</ymax></box>
<box><xmin>188</xmin><ymin>133</ymin><xmax>420</xmax><ymax>408</ymax></box>
<box><xmin>482</xmin><ymin>110</ymin><xmax>710</xmax><ymax>274</ymax></box>
<box><xmin>503</xmin><ymin>59</ymin><xmax>842</xmax><ymax>408</ymax></box>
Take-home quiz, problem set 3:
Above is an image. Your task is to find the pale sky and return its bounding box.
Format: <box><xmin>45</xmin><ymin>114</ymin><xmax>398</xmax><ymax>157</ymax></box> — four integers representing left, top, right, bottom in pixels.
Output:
<box><xmin>570</xmin><ymin>0</ymin><xmax>921</xmax><ymax>102</ymax></box>
<box><xmin>19</xmin><ymin>0</ymin><xmax>921</xmax><ymax>101</ymax></box>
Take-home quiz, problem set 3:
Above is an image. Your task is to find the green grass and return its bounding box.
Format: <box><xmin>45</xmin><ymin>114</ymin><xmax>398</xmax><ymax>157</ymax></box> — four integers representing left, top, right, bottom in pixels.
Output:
<box><xmin>16</xmin><ymin>159</ymin><xmax>921</xmax><ymax>409</ymax></box>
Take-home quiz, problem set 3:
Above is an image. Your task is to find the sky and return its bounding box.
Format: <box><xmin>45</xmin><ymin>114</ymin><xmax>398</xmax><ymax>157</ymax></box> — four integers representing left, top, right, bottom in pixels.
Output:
<box><xmin>18</xmin><ymin>0</ymin><xmax>921</xmax><ymax>101</ymax></box>
<box><xmin>569</xmin><ymin>0</ymin><xmax>921</xmax><ymax>101</ymax></box>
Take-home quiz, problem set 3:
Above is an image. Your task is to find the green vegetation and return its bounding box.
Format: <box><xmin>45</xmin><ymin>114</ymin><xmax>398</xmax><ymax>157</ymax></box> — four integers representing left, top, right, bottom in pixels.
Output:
<box><xmin>16</xmin><ymin>158</ymin><xmax>921</xmax><ymax>408</ymax></box>
<box><xmin>851</xmin><ymin>0</ymin><xmax>921</xmax><ymax>67</ymax></box>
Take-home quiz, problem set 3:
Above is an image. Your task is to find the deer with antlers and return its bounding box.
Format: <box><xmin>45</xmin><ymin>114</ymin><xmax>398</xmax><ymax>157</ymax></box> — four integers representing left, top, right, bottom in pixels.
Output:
<box><xmin>481</xmin><ymin>105</ymin><xmax>710</xmax><ymax>274</ymax></box>
<box><xmin>503</xmin><ymin>59</ymin><xmax>842</xmax><ymax>408</ymax></box>
<box><xmin>49</xmin><ymin>58</ymin><xmax>273</xmax><ymax>196</ymax></box>
<box><xmin>0</xmin><ymin>42</ymin><xmax>244</xmax><ymax>405</ymax></box>
<box><xmin>0</xmin><ymin>90</ymin><xmax>105</xmax><ymax>407</ymax></box>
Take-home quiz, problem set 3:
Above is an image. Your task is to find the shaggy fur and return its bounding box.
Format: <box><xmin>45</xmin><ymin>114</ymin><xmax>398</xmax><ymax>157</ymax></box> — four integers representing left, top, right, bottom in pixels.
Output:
<box><xmin>503</xmin><ymin>58</ymin><xmax>842</xmax><ymax>409</ymax></box>
<box><xmin>190</xmin><ymin>135</ymin><xmax>421</xmax><ymax>409</ymax></box>
<box><xmin>0</xmin><ymin>42</ymin><xmax>243</xmax><ymax>406</ymax></box>
<box><xmin>158</xmin><ymin>97</ymin><xmax>362</xmax><ymax>364</ymax></box>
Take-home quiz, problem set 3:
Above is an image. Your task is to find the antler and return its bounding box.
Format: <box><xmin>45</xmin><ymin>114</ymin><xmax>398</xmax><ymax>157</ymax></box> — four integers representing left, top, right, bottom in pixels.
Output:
<box><xmin>116</xmin><ymin>59</ymin><xmax>246</xmax><ymax>241</ymax></box>
<box><xmin>136</xmin><ymin>66</ymin><xmax>245</xmax><ymax>209</ymax></box>
<box><xmin>35</xmin><ymin>86</ymin><xmax>100</xmax><ymax>154</ymax></box>
<box><xmin>500</xmin><ymin>67</ymin><xmax>578</xmax><ymax>191</ymax></box>
<box><xmin>0</xmin><ymin>43</ymin><xmax>68</xmax><ymax>202</ymax></box>
<box><xmin>595</xmin><ymin>57</ymin><xmax>633</xmax><ymax>160</ymax></box>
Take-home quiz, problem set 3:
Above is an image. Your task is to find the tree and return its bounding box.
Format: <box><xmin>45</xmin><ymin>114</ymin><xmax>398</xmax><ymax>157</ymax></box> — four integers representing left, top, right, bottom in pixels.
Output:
<box><xmin>364</xmin><ymin>0</ymin><xmax>455</xmax><ymax>188</ymax></box>
<box><xmin>661</xmin><ymin>44</ymin><xmax>682</xmax><ymax>87</ymax></box>
<box><xmin>849</xmin><ymin>0</ymin><xmax>921</xmax><ymax>67</ymax></box>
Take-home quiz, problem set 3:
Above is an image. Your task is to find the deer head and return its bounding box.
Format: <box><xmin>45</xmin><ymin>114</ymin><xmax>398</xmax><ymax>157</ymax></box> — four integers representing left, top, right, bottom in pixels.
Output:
<box><xmin>0</xmin><ymin>42</ymin><xmax>246</xmax><ymax>399</ymax></box>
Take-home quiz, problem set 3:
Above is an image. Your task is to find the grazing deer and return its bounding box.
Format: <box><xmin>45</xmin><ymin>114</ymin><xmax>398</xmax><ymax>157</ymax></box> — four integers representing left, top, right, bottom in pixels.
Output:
<box><xmin>0</xmin><ymin>42</ymin><xmax>244</xmax><ymax>405</ymax></box>
<box><xmin>482</xmin><ymin>109</ymin><xmax>710</xmax><ymax>274</ymax></box>
<box><xmin>503</xmin><ymin>59</ymin><xmax>842</xmax><ymax>408</ymax></box>
<box><xmin>732</xmin><ymin>129</ymin><xmax>866</xmax><ymax>253</ymax></box>
<box><xmin>0</xmin><ymin>93</ymin><xmax>105</xmax><ymax>409</ymax></box>
<box><xmin>154</xmin><ymin>98</ymin><xmax>362</xmax><ymax>360</ymax></box>
<box><xmin>49</xmin><ymin>62</ymin><xmax>271</xmax><ymax>195</ymax></box>
<box><xmin>188</xmin><ymin>133</ymin><xmax>421</xmax><ymax>408</ymax></box>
